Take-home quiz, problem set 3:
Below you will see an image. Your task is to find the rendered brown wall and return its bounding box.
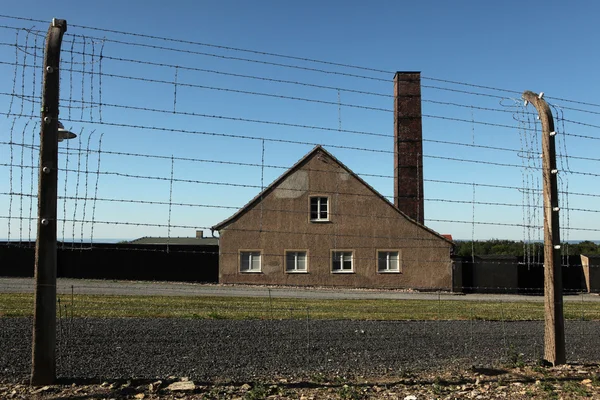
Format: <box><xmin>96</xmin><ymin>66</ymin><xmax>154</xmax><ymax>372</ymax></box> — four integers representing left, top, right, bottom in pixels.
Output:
<box><xmin>218</xmin><ymin>151</ymin><xmax>452</xmax><ymax>290</ymax></box>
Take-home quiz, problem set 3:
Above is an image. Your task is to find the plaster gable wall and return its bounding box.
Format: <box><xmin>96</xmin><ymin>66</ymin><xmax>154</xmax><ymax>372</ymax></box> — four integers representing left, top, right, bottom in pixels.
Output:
<box><xmin>218</xmin><ymin>152</ymin><xmax>451</xmax><ymax>289</ymax></box>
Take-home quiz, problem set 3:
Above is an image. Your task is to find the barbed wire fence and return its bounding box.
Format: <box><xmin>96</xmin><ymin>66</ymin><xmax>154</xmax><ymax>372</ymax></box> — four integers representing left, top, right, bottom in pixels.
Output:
<box><xmin>1</xmin><ymin>15</ymin><xmax>600</xmax><ymax>381</ymax></box>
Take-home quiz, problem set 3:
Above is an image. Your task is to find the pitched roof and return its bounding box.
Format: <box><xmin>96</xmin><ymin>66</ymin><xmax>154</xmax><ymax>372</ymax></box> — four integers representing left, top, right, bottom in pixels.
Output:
<box><xmin>211</xmin><ymin>145</ymin><xmax>453</xmax><ymax>245</ymax></box>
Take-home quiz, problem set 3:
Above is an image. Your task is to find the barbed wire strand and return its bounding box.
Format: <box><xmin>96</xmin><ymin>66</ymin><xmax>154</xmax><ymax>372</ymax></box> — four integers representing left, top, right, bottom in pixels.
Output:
<box><xmin>167</xmin><ymin>155</ymin><xmax>174</xmax><ymax>253</ymax></box>
<box><xmin>6</xmin><ymin>30</ymin><xmax>19</xmax><ymax>118</ymax></box>
<box><xmin>28</xmin><ymin>121</ymin><xmax>37</xmax><ymax>242</ymax></box>
<box><xmin>31</xmin><ymin>32</ymin><xmax>38</xmax><ymax>116</ymax></box>
<box><xmin>71</xmin><ymin>130</ymin><xmax>83</xmax><ymax>244</ymax></box>
<box><xmin>79</xmin><ymin>131</ymin><xmax>95</xmax><ymax>246</ymax></box>
<box><xmin>61</xmin><ymin>126</ymin><xmax>71</xmax><ymax>247</ymax></box>
<box><xmin>90</xmin><ymin>133</ymin><xmax>104</xmax><ymax>248</ymax></box>
<box><xmin>80</xmin><ymin>35</ymin><xmax>86</xmax><ymax>121</ymax></box>
<box><xmin>3</xmin><ymin>19</ymin><xmax>600</xmax><ymax>113</ymax></box>
<box><xmin>98</xmin><ymin>39</ymin><xmax>104</xmax><ymax>122</ymax></box>
<box><xmin>18</xmin><ymin>119</ymin><xmax>30</xmax><ymax>243</ymax></box>
<box><xmin>18</xmin><ymin>28</ymin><xmax>29</xmax><ymax>117</ymax></box>
<box><xmin>7</xmin><ymin>117</ymin><xmax>17</xmax><ymax>241</ymax></box>
<box><xmin>68</xmin><ymin>35</ymin><xmax>75</xmax><ymax>120</ymax></box>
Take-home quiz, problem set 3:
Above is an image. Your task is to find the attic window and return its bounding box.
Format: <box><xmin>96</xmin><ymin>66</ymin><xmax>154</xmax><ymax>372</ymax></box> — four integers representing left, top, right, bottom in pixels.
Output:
<box><xmin>310</xmin><ymin>196</ymin><xmax>329</xmax><ymax>222</ymax></box>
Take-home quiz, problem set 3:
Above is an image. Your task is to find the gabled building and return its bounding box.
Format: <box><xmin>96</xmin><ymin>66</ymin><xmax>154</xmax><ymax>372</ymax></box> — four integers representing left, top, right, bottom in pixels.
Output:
<box><xmin>212</xmin><ymin>145</ymin><xmax>454</xmax><ymax>290</ymax></box>
<box><xmin>212</xmin><ymin>72</ymin><xmax>454</xmax><ymax>290</ymax></box>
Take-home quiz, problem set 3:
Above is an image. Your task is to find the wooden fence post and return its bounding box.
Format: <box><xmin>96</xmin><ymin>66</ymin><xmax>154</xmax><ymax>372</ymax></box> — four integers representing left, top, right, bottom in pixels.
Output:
<box><xmin>522</xmin><ymin>90</ymin><xmax>566</xmax><ymax>366</ymax></box>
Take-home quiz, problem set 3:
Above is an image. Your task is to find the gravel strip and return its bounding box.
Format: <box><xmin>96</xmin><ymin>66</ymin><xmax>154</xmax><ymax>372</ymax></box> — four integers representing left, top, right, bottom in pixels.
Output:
<box><xmin>1</xmin><ymin>318</ymin><xmax>598</xmax><ymax>382</ymax></box>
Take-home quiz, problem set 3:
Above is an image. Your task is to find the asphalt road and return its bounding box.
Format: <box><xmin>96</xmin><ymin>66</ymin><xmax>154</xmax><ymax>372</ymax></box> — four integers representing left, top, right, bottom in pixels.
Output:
<box><xmin>1</xmin><ymin>277</ymin><xmax>599</xmax><ymax>302</ymax></box>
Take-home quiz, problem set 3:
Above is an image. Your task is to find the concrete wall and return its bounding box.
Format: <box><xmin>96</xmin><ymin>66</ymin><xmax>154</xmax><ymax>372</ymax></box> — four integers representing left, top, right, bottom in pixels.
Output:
<box><xmin>581</xmin><ymin>255</ymin><xmax>600</xmax><ymax>293</ymax></box>
<box><xmin>0</xmin><ymin>242</ymin><xmax>219</xmax><ymax>282</ymax></box>
<box><xmin>218</xmin><ymin>151</ymin><xmax>452</xmax><ymax>290</ymax></box>
<box><xmin>472</xmin><ymin>256</ymin><xmax>519</xmax><ymax>294</ymax></box>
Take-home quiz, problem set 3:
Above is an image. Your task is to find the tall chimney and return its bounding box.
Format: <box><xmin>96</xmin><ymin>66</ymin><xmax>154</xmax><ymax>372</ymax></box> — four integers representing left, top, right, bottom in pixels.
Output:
<box><xmin>394</xmin><ymin>72</ymin><xmax>424</xmax><ymax>225</ymax></box>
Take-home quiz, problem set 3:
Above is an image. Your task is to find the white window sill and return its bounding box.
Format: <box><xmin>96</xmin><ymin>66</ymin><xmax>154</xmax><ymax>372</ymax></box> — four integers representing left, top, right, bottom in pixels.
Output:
<box><xmin>240</xmin><ymin>270</ymin><xmax>262</xmax><ymax>273</ymax></box>
<box><xmin>286</xmin><ymin>270</ymin><xmax>308</xmax><ymax>274</ymax></box>
<box><xmin>332</xmin><ymin>270</ymin><xmax>354</xmax><ymax>274</ymax></box>
<box><xmin>378</xmin><ymin>270</ymin><xmax>401</xmax><ymax>274</ymax></box>
<box><xmin>310</xmin><ymin>219</ymin><xmax>330</xmax><ymax>223</ymax></box>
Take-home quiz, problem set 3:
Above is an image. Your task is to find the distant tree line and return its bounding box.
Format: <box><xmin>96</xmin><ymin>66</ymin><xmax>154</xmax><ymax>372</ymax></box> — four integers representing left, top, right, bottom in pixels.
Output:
<box><xmin>454</xmin><ymin>240</ymin><xmax>600</xmax><ymax>257</ymax></box>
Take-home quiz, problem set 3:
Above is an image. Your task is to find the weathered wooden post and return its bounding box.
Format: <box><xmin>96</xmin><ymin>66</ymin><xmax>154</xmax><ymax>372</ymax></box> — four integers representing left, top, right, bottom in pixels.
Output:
<box><xmin>522</xmin><ymin>90</ymin><xmax>566</xmax><ymax>366</ymax></box>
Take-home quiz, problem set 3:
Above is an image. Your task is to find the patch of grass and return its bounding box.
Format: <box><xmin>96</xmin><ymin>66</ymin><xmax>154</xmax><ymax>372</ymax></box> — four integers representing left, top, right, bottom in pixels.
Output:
<box><xmin>506</xmin><ymin>345</ymin><xmax>526</xmax><ymax>368</ymax></box>
<box><xmin>206</xmin><ymin>311</ymin><xmax>227</xmax><ymax>319</ymax></box>
<box><xmin>244</xmin><ymin>383</ymin><xmax>268</xmax><ymax>400</ymax></box>
<box><xmin>539</xmin><ymin>380</ymin><xmax>558</xmax><ymax>399</ymax></box>
<box><xmin>337</xmin><ymin>383</ymin><xmax>364</xmax><ymax>400</ymax></box>
<box><xmin>1</xmin><ymin>293</ymin><xmax>600</xmax><ymax>321</ymax></box>
<box><xmin>562</xmin><ymin>381</ymin><xmax>590</xmax><ymax>397</ymax></box>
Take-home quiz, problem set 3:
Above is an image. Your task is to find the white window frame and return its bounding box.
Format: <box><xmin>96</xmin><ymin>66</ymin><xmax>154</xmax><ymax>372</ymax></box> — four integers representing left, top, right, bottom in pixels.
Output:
<box><xmin>377</xmin><ymin>250</ymin><xmax>401</xmax><ymax>273</ymax></box>
<box><xmin>309</xmin><ymin>196</ymin><xmax>329</xmax><ymax>222</ymax></box>
<box><xmin>331</xmin><ymin>250</ymin><xmax>354</xmax><ymax>273</ymax></box>
<box><xmin>239</xmin><ymin>250</ymin><xmax>261</xmax><ymax>273</ymax></box>
<box><xmin>285</xmin><ymin>250</ymin><xmax>308</xmax><ymax>273</ymax></box>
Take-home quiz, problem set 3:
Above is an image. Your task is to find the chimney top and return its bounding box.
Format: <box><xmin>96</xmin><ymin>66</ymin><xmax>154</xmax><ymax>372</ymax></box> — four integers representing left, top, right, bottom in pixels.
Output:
<box><xmin>196</xmin><ymin>230</ymin><xmax>204</xmax><ymax>239</ymax></box>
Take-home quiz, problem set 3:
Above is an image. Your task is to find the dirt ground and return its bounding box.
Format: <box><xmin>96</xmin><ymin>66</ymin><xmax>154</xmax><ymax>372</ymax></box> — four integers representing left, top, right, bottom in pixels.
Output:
<box><xmin>2</xmin><ymin>363</ymin><xmax>600</xmax><ymax>399</ymax></box>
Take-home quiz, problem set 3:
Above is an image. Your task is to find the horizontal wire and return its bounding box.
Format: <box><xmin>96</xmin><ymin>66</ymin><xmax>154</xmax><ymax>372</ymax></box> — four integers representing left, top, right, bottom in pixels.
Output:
<box><xmin>4</xmin><ymin>213</ymin><xmax>599</xmax><ymax>234</ymax></box>
<box><xmin>0</xmin><ymin>215</ymin><xmax>454</xmax><ymax>247</ymax></box>
<box><xmin>429</xmin><ymin>217</ymin><xmax>600</xmax><ymax>232</ymax></box>
<box><xmin>5</xmin><ymin>190</ymin><xmax>600</xmax><ymax>215</ymax></box>
<box><xmin>1</xmin><ymin>92</ymin><xmax>560</xmax><ymax>145</ymax></box>
<box><xmin>0</xmin><ymin>42</ymin><xmax>393</xmax><ymax>99</ymax></box>
<box><xmin>3</xmin><ymin>16</ymin><xmax>600</xmax><ymax>113</ymax></box>
<box><xmin>2</xmin><ymin>57</ymin><xmax>599</xmax><ymax>138</ymax></box>
<box><xmin>0</xmin><ymin>17</ymin><xmax>595</xmax><ymax>116</ymax></box>
<box><xmin>0</xmin><ymin>46</ymin><xmax>562</xmax><ymax>121</ymax></box>
<box><xmin>3</xmin><ymin>113</ymin><xmax>600</xmax><ymax>198</ymax></box>
<box><xmin>2</xmin><ymin>138</ymin><xmax>547</xmax><ymax>173</ymax></box>
<box><xmin>422</xmin><ymin>76</ymin><xmax>522</xmax><ymax>97</ymax></box>
<box><xmin>0</xmin><ymin>42</ymin><xmax>555</xmax><ymax>119</ymax></box>
<box><xmin>0</xmin><ymin>160</ymin><xmax>534</xmax><ymax>202</ymax></box>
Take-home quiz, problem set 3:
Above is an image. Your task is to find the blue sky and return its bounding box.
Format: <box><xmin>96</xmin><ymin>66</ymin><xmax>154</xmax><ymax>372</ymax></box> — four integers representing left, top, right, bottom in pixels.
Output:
<box><xmin>1</xmin><ymin>1</ymin><xmax>599</xmax><ymax>243</ymax></box>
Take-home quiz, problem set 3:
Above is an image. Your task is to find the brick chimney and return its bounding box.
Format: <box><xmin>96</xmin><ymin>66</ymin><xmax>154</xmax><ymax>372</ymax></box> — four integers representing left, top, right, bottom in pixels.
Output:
<box><xmin>394</xmin><ymin>72</ymin><xmax>424</xmax><ymax>225</ymax></box>
<box><xmin>196</xmin><ymin>230</ymin><xmax>204</xmax><ymax>239</ymax></box>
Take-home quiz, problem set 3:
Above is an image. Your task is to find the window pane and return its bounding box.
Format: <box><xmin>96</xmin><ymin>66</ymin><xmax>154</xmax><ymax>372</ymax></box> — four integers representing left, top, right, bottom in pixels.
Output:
<box><xmin>250</xmin><ymin>253</ymin><xmax>260</xmax><ymax>271</ymax></box>
<box><xmin>286</xmin><ymin>253</ymin><xmax>295</xmax><ymax>270</ymax></box>
<box><xmin>297</xmin><ymin>253</ymin><xmax>306</xmax><ymax>270</ymax></box>
<box><xmin>389</xmin><ymin>252</ymin><xmax>399</xmax><ymax>270</ymax></box>
<box><xmin>241</xmin><ymin>254</ymin><xmax>250</xmax><ymax>271</ymax></box>
<box><xmin>320</xmin><ymin>198</ymin><xmax>328</xmax><ymax>219</ymax></box>
<box><xmin>310</xmin><ymin>200</ymin><xmax>318</xmax><ymax>219</ymax></box>
<box><xmin>343</xmin><ymin>253</ymin><xmax>352</xmax><ymax>270</ymax></box>
<box><xmin>378</xmin><ymin>253</ymin><xmax>387</xmax><ymax>271</ymax></box>
<box><xmin>332</xmin><ymin>252</ymin><xmax>341</xmax><ymax>270</ymax></box>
